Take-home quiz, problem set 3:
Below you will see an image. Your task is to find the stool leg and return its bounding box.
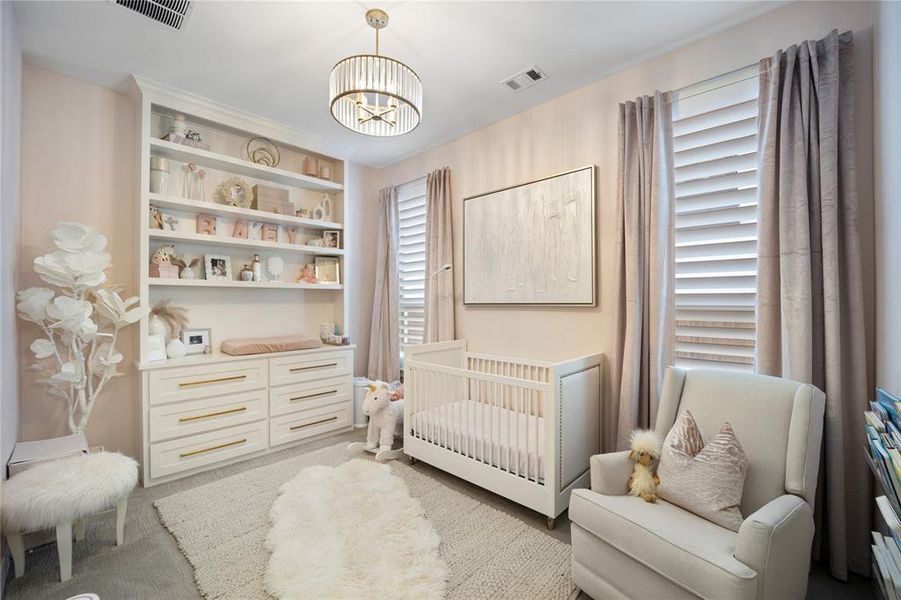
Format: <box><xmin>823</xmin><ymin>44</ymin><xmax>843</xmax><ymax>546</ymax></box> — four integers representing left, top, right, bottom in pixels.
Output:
<box><xmin>7</xmin><ymin>532</ymin><xmax>25</xmax><ymax>578</ymax></box>
<box><xmin>56</xmin><ymin>522</ymin><xmax>72</xmax><ymax>582</ymax></box>
<box><xmin>74</xmin><ymin>519</ymin><xmax>86</xmax><ymax>541</ymax></box>
<box><xmin>116</xmin><ymin>498</ymin><xmax>128</xmax><ymax>546</ymax></box>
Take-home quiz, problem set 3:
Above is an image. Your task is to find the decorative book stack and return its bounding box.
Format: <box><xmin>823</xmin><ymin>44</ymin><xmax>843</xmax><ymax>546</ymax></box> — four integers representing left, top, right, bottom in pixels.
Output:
<box><xmin>865</xmin><ymin>388</ymin><xmax>901</xmax><ymax>600</ymax></box>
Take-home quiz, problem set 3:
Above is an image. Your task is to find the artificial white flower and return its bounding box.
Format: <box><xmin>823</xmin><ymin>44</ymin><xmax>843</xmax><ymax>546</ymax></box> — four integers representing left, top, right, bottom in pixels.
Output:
<box><xmin>90</xmin><ymin>343</ymin><xmax>122</xmax><ymax>379</ymax></box>
<box><xmin>50</xmin><ymin>361</ymin><xmax>82</xmax><ymax>384</ymax></box>
<box><xmin>46</xmin><ymin>296</ymin><xmax>94</xmax><ymax>334</ymax></box>
<box><xmin>16</xmin><ymin>287</ymin><xmax>55</xmax><ymax>322</ymax></box>
<box><xmin>30</xmin><ymin>338</ymin><xmax>56</xmax><ymax>359</ymax></box>
<box><xmin>51</xmin><ymin>222</ymin><xmax>108</xmax><ymax>253</ymax></box>
<box><xmin>94</xmin><ymin>288</ymin><xmax>143</xmax><ymax>327</ymax></box>
<box><xmin>33</xmin><ymin>250</ymin><xmax>109</xmax><ymax>289</ymax></box>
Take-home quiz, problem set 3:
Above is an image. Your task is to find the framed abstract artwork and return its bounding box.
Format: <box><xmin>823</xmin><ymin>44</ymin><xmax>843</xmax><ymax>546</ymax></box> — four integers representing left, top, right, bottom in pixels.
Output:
<box><xmin>463</xmin><ymin>165</ymin><xmax>596</xmax><ymax>305</ymax></box>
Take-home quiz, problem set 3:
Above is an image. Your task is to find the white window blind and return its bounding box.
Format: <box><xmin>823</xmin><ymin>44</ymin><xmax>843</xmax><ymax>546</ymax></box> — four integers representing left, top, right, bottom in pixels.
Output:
<box><xmin>397</xmin><ymin>177</ymin><xmax>427</xmax><ymax>350</ymax></box>
<box><xmin>671</xmin><ymin>66</ymin><xmax>759</xmax><ymax>371</ymax></box>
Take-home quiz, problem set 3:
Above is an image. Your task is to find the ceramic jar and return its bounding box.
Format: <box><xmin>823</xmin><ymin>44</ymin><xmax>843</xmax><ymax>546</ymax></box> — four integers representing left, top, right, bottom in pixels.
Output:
<box><xmin>240</xmin><ymin>264</ymin><xmax>254</xmax><ymax>282</ymax></box>
<box><xmin>150</xmin><ymin>157</ymin><xmax>170</xmax><ymax>194</ymax></box>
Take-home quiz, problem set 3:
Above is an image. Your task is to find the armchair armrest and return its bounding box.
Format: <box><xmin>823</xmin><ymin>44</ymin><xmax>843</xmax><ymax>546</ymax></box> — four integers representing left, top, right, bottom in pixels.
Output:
<box><xmin>734</xmin><ymin>494</ymin><xmax>814</xmax><ymax>600</ymax></box>
<box><xmin>590</xmin><ymin>450</ymin><xmax>632</xmax><ymax>495</ymax></box>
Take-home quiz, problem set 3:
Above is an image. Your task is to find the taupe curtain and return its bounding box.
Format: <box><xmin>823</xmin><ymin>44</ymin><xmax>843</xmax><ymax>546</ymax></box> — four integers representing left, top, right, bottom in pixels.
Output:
<box><xmin>424</xmin><ymin>167</ymin><xmax>454</xmax><ymax>343</ymax></box>
<box><xmin>367</xmin><ymin>186</ymin><xmax>400</xmax><ymax>382</ymax></box>
<box><xmin>609</xmin><ymin>92</ymin><xmax>675</xmax><ymax>452</ymax></box>
<box><xmin>756</xmin><ymin>30</ymin><xmax>869</xmax><ymax>579</ymax></box>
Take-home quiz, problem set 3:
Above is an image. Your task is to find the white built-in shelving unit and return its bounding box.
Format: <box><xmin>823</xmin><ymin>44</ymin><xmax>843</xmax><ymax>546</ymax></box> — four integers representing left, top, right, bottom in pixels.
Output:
<box><xmin>130</xmin><ymin>77</ymin><xmax>356</xmax><ymax>486</ymax></box>
<box><xmin>131</xmin><ymin>77</ymin><xmax>353</xmax><ymax>365</ymax></box>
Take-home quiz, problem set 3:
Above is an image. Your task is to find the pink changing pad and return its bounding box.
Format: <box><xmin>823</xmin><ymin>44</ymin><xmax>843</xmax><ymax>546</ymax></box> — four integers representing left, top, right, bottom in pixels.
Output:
<box><xmin>220</xmin><ymin>335</ymin><xmax>322</xmax><ymax>356</ymax></box>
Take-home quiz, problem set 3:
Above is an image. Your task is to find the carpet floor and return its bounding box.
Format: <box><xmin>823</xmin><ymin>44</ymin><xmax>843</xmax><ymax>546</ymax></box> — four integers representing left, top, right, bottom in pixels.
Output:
<box><xmin>1</xmin><ymin>428</ymin><xmax>875</xmax><ymax>599</ymax></box>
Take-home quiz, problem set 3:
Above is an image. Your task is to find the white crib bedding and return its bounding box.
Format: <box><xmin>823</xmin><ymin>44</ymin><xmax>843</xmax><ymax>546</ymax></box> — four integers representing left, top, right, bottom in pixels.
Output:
<box><xmin>411</xmin><ymin>400</ymin><xmax>546</xmax><ymax>483</ymax></box>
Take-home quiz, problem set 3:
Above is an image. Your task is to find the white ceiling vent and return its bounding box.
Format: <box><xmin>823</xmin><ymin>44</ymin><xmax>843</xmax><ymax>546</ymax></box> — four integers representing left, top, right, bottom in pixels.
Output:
<box><xmin>500</xmin><ymin>66</ymin><xmax>548</xmax><ymax>93</ymax></box>
<box><xmin>113</xmin><ymin>0</ymin><xmax>193</xmax><ymax>31</ymax></box>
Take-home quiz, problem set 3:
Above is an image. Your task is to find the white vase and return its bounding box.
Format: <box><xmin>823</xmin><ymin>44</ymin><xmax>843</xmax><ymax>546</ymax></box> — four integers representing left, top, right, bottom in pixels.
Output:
<box><xmin>149</xmin><ymin>314</ymin><xmax>167</xmax><ymax>337</ymax></box>
<box><xmin>166</xmin><ymin>339</ymin><xmax>187</xmax><ymax>359</ymax></box>
<box><xmin>180</xmin><ymin>266</ymin><xmax>195</xmax><ymax>279</ymax></box>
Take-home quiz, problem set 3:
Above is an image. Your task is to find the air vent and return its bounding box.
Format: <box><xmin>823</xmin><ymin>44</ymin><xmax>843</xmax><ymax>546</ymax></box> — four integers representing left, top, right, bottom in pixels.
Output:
<box><xmin>114</xmin><ymin>0</ymin><xmax>193</xmax><ymax>30</ymax></box>
<box><xmin>500</xmin><ymin>65</ymin><xmax>548</xmax><ymax>93</ymax></box>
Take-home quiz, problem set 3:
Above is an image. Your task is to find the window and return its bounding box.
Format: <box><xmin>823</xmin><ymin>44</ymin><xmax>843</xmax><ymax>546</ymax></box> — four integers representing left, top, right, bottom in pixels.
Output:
<box><xmin>671</xmin><ymin>66</ymin><xmax>759</xmax><ymax>371</ymax></box>
<box><xmin>397</xmin><ymin>177</ymin><xmax>428</xmax><ymax>351</ymax></box>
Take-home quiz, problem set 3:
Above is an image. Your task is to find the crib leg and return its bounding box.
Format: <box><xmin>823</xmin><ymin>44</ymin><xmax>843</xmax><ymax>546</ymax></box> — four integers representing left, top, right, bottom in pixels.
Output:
<box><xmin>409</xmin><ymin>456</ymin><xmax>417</xmax><ymax>466</ymax></box>
<box><xmin>546</xmin><ymin>517</ymin><xmax>556</xmax><ymax>530</ymax></box>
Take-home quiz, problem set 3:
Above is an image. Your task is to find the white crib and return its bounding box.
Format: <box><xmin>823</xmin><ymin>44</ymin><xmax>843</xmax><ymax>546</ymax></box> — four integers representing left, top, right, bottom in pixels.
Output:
<box><xmin>404</xmin><ymin>340</ymin><xmax>602</xmax><ymax>528</ymax></box>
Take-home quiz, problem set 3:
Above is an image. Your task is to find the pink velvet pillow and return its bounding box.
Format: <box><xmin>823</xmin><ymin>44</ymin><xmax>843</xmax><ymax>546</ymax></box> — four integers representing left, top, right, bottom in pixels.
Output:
<box><xmin>656</xmin><ymin>410</ymin><xmax>748</xmax><ymax>531</ymax></box>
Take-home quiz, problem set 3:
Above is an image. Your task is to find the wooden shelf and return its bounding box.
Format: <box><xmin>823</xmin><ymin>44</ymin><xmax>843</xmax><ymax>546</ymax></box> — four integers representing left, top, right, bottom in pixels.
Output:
<box><xmin>149</xmin><ymin>139</ymin><xmax>343</xmax><ymax>192</ymax></box>
<box><xmin>148</xmin><ymin>278</ymin><xmax>342</xmax><ymax>290</ymax></box>
<box><xmin>148</xmin><ymin>193</ymin><xmax>343</xmax><ymax>230</ymax></box>
<box><xmin>149</xmin><ymin>229</ymin><xmax>345</xmax><ymax>256</ymax></box>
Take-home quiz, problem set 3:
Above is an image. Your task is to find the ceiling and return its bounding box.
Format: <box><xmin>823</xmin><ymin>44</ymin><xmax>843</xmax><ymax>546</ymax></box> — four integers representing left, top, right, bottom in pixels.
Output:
<box><xmin>14</xmin><ymin>1</ymin><xmax>782</xmax><ymax>167</ymax></box>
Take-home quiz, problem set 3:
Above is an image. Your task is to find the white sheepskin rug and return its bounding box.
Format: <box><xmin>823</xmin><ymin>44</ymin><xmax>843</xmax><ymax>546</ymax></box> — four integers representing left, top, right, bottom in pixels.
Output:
<box><xmin>264</xmin><ymin>459</ymin><xmax>448</xmax><ymax>600</ymax></box>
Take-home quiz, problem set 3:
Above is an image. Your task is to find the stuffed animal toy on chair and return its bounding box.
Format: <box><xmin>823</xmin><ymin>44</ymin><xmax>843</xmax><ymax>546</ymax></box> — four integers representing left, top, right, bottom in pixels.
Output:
<box><xmin>627</xmin><ymin>430</ymin><xmax>662</xmax><ymax>502</ymax></box>
<box><xmin>348</xmin><ymin>381</ymin><xmax>405</xmax><ymax>462</ymax></box>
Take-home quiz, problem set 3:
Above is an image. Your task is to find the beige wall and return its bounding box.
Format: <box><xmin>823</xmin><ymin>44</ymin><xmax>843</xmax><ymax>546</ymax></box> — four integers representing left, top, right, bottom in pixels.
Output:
<box><xmin>875</xmin><ymin>0</ymin><xmax>901</xmax><ymax>394</ymax></box>
<box><xmin>18</xmin><ymin>64</ymin><xmax>138</xmax><ymax>455</ymax></box>
<box><xmin>375</xmin><ymin>1</ymin><xmax>877</xmax><ymax>395</ymax></box>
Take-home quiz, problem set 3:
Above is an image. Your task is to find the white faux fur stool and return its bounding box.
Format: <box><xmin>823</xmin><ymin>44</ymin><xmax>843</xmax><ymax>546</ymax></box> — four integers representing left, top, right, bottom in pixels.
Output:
<box><xmin>1</xmin><ymin>452</ymin><xmax>138</xmax><ymax>582</ymax></box>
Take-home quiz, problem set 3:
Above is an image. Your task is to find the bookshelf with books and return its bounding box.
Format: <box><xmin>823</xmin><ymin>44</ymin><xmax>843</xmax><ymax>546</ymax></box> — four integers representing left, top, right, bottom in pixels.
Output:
<box><xmin>865</xmin><ymin>388</ymin><xmax>901</xmax><ymax>600</ymax></box>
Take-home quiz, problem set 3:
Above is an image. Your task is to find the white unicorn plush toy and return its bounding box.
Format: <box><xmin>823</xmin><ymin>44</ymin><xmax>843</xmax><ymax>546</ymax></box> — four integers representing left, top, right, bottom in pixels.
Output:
<box><xmin>348</xmin><ymin>381</ymin><xmax>405</xmax><ymax>462</ymax></box>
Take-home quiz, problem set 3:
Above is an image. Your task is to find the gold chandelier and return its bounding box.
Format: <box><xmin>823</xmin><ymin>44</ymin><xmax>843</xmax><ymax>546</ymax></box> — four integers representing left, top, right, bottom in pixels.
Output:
<box><xmin>329</xmin><ymin>9</ymin><xmax>423</xmax><ymax>137</ymax></box>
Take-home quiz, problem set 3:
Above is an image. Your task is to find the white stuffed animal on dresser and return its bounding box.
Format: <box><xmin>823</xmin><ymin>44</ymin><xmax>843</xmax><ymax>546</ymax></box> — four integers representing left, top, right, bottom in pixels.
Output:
<box><xmin>348</xmin><ymin>381</ymin><xmax>405</xmax><ymax>462</ymax></box>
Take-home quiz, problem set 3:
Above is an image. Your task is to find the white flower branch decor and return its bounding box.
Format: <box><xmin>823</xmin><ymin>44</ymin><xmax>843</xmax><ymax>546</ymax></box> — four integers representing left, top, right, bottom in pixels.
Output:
<box><xmin>16</xmin><ymin>223</ymin><xmax>144</xmax><ymax>434</ymax></box>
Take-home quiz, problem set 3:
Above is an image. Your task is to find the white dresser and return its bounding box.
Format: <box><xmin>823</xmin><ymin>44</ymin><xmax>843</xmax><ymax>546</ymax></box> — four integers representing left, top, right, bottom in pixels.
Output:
<box><xmin>139</xmin><ymin>346</ymin><xmax>354</xmax><ymax>486</ymax></box>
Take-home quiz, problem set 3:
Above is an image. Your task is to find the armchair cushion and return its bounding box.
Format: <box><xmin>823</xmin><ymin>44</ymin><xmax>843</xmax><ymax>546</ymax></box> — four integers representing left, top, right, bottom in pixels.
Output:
<box><xmin>589</xmin><ymin>450</ymin><xmax>632</xmax><ymax>495</ymax></box>
<box><xmin>570</xmin><ymin>489</ymin><xmax>757</xmax><ymax>600</ymax></box>
<box><xmin>734</xmin><ymin>494</ymin><xmax>814</xmax><ymax>600</ymax></box>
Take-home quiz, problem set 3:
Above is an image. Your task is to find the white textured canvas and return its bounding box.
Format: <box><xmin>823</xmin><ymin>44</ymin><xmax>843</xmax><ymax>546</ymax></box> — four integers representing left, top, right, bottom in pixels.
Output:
<box><xmin>463</xmin><ymin>167</ymin><xmax>595</xmax><ymax>305</ymax></box>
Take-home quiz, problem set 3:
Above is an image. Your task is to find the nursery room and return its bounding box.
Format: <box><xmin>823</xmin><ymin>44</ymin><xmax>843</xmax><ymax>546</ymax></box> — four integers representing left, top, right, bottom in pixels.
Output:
<box><xmin>0</xmin><ymin>0</ymin><xmax>899</xmax><ymax>599</ymax></box>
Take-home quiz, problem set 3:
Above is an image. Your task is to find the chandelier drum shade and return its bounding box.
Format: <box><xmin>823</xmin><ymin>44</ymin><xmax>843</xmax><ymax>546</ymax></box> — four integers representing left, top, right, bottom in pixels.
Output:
<box><xmin>329</xmin><ymin>9</ymin><xmax>422</xmax><ymax>137</ymax></box>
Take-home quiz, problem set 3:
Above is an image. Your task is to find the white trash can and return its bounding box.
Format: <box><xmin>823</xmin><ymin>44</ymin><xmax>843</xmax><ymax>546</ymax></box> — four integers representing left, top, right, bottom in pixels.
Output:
<box><xmin>353</xmin><ymin>377</ymin><xmax>370</xmax><ymax>428</ymax></box>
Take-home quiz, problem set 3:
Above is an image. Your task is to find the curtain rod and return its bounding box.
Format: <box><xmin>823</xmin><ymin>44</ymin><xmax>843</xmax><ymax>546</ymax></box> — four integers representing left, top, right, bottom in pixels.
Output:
<box><xmin>671</xmin><ymin>62</ymin><xmax>758</xmax><ymax>102</ymax></box>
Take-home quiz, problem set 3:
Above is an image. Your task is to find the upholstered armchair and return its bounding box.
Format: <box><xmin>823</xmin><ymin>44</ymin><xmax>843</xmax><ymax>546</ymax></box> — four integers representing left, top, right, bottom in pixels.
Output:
<box><xmin>570</xmin><ymin>367</ymin><xmax>825</xmax><ymax>600</ymax></box>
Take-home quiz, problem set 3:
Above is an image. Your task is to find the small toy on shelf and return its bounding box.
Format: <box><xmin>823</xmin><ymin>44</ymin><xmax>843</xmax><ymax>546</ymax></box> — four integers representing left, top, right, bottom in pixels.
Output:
<box><xmin>150</xmin><ymin>205</ymin><xmax>164</xmax><ymax>229</ymax></box>
<box><xmin>298</xmin><ymin>263</ymin><xmax>317</xmax><ymax>284</ymax></box>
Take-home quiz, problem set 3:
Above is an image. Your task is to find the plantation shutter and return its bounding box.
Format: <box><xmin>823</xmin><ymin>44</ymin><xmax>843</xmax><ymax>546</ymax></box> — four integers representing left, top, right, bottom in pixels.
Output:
<box><xmin>671</xmin><ymin>66</ymin><xmax>759</xmax><ymax>371</ymax></box>
<box><xmin>397</xmin><ymin>177</ymin><xmax>428</xmax><ymax>350</ymax></box>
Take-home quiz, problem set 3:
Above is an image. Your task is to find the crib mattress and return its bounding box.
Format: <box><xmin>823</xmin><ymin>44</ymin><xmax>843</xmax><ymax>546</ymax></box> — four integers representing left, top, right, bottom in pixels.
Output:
<box><xmin>411</xmin><ymin>400</ymin><xmax>545</xmax><ymax>482</ymax></box>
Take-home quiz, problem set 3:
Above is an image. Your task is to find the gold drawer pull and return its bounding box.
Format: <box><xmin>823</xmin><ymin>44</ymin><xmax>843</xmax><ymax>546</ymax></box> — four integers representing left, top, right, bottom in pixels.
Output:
<box><xmin>290</xmin><ymin>390</ymin><xmax>338</xmax><ymax>402</ymax></box>
<box><xmin>179</xmin><ymin>406</ymin><xmax>247</xmax><ymax>423</ymax></box>
<box><xmin>179</xmin><ymin>438</ymin><xmax>247</xmax><ymax>458</ymax></box>
<box><xmin>290</xmin><ymin>416</ymin><xmax>338</xmax><ymax>431</ymax></box>
<box><xmin>179</xmin><ymin>374</ymin><xmax>247</xmax><ymax>388</ymax></box>
<box><xmin>289</xmin><ymin>363</ymin><xmax>338</xmax><ymax>373</ymax></box>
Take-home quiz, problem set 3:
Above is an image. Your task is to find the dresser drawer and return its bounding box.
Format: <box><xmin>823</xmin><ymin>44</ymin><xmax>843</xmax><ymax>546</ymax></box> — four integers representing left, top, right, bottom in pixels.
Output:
<box><xmin>149</xmin><ymin>359</ymin><xmax>268</xmax><ymax>405</ymax></box>
<box><xmin>269</xmin><ymin>351</ymin><xmax>351</xmax><ymax>387</ymax></box>
<box><xmin>149</xmin><ymin>389</ymin><xmax>268</xmax><ymax>443</ymax></box>
<box><xmin>270</xmin><ymin>403</ymin><xmax>351</xmax><ymax>448</ymax></box>
<box><xmin>269</xmin><ymin>376</ymin><xmax>351</xmax><ymax>418</ymax></box>
<box><xmin>149</xmin><ymin>421</ymin><xmax>267</xmax><ymax>480</ymax></box>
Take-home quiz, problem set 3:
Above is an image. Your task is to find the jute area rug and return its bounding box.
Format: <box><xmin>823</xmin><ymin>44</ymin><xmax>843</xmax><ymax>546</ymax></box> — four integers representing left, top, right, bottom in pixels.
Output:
<box><xmin>155</xmin><ymin>442</ymin><xmax>574</xmax><ymax>600</ymax></box>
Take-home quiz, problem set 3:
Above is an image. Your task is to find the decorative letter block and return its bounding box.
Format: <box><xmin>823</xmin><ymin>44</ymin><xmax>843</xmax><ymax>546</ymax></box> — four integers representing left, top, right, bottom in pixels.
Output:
<box><xmin>196</xmin><ymin>214</ymin><xmax>216</xmax><ymax>236</ymax></box>
<box><xmin>261</xmin><ymin>224</ymin><xmax>279</xmax><ymax>243</ymax></box>
<box><xmin>233</xmin><ymin>220</ymin><xmax>249</xmax><ymax>239</ymax></box>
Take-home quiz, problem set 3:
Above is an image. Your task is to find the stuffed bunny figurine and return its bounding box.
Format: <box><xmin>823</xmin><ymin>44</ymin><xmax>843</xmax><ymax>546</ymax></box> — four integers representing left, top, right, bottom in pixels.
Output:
<box><xmin>363</xmin><ymin>381</ymin><xmax>404</xmax><ymax>454</ymax></box>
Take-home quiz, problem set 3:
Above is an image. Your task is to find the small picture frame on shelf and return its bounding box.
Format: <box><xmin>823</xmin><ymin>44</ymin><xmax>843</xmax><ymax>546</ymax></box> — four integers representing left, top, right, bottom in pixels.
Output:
<box><xmin>147</xmin><ymin>334</ymin><xmax>167</xmax><ymax>362</ymax></box>
<box><xmin>181</xmin><ymin>328</ymin><xmax>212</xmax><ymax>355</ymax></box>
<box><xmin>314</xmin><ymin>256</ymin><xmax>340</xmax><ymax>284</ymax></box>
<box><xmin>204</xmin><ymin>254</ymin><xmax>232</xmax><ymax>281</ymax></box>
<box><xmin>322</xmin><ymin>230</ymin><xmax>341</xmax><ymax>249</ymax></box>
